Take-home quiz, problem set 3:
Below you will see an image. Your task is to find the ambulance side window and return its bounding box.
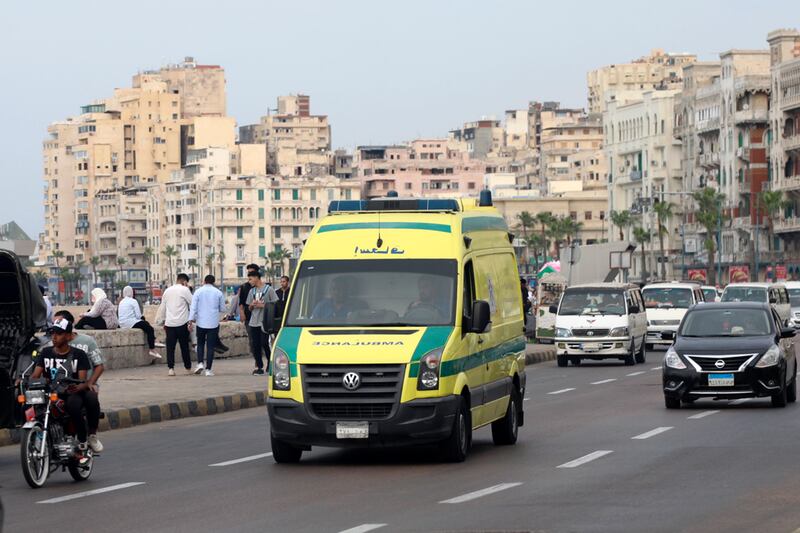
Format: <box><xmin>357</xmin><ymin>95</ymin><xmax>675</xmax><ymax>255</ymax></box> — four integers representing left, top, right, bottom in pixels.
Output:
<box><xmin>462</xmin><ymin>260</ymin><xmax>476</xmax><ymax>324</ymax></box>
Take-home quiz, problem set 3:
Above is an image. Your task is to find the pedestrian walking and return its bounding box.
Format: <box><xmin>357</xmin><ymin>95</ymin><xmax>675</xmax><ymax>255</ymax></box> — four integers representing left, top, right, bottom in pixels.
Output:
<box><xmin>119</xmin><ymin>285</ymin><xmax>163</xmax><ymax>358</ymax></box>
<box><xmin>275</xmin><ymin>275</ymin><xmax>290</xmax><ymax>330</ymax></box>
<box><xmin>75</xmin><ymin>288</ymin><xmax>118</xmax><ymax>330</ymax></box>
<box><xmin>155</xmin><ymin>273</ymin><xmax>194</xmax><ymax>376</ymax></box>
<box><xmin>246</xmin><ymin>269</ymin><xmax>278</xmax><ymax>375</ymax></box>
<box><xmin>189</xmin><ymin>274</ymin><xmax>227</xmax><ymax>377</ymax></box>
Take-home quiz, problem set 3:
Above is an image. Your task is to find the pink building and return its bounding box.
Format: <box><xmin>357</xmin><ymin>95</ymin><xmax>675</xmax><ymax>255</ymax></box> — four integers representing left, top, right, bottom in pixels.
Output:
<box><xmin>355</xmin><ymin>140</ymin><xmax>486</xmax><ymax>199</ymax></box>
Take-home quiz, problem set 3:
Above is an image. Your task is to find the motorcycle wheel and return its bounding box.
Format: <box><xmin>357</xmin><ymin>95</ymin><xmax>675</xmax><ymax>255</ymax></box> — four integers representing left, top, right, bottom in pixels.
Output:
<box><xmin>68</xmin><ymin>454</ymin><xmax>93</xmax><ymax>482</ymax></box>
<box><xmin>20</xmin><ymin>428</ymin><xmax>49</xmax><ymax>489</ymax></box>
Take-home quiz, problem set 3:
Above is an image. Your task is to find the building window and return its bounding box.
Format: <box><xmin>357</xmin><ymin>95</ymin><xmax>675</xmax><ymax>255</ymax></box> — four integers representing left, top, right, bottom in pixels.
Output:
<box><xmin>273</xmin><ymin>189</ymin><xmax>281</xmax><ymax>200</ymax></box>
<box><xmin>274</xmin><ymin>226</ymin><xmax>281</xmax><ymax>238</ymax></box>
<box><xmin>258</xmin><ymin>190</ymin><xmax>264</xmax><ymax>201</ymax></box>
<box><xmin>293</xmin><ymin>226</ymin><xmax>300</xmax><ymax>238</ymax></box>
<box><xmin>258</xmin><ymin>207</ymin><xmax>265</xmax><ymax>220</ymax></box>
<box><xmin>258</xmin><ymin>245</ymin><xmax>266</xmax><ymax>258</ymax></box>
<box><xmin>584</xmin><ymin>211</ymin><xmax>592</xmax><ymax>221</ymax></box>
<box><xmin>259</xmin><ymin>227</ymin><xmax>265</xmax><ymax>239</ymax></box>
<box><xmin>310</xmin><ymin>189</ymin><xmax>316</xmax><ymax>201</ymax></box>
<box><xmin>237</xmin><ymin>265</ymin><xmax>244</xmax><ymax>278</ymax></box>
<box><xmin>292</xmin><ymin>189</ymin><xmax>299</xmax><ymax>200</ymax></box>
<box><xmin>344</xmin><ymin>189</ymin><xmax>352</xmax><ymax>200</ymax></box>
<box><xmin>236</xmin><ymin>227</ymin><xmax>244</xmax><ymax>239</ymax></box>
<box><xmin>570</xmin><ymin>211</ymin><xmax>577</xmax><ymax>220</ymax></box>
<box><xmin>468</xmin><ymin>182</ymin><xmax>476</xmax><ymax>190</ymax></box>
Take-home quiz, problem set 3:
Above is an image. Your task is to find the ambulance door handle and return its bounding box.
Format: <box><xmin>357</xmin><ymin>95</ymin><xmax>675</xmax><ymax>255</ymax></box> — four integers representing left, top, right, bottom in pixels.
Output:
<box><xmin>477</xmin><ymin>337</ymin><xmax>484</xmax><ymax>345</ymax></box>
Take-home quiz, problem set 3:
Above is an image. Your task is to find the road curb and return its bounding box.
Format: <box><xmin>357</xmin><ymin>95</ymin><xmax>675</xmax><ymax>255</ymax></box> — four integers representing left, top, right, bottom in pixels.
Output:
<box><xmin>0</xmin><ymin>349</ymin><xmax>556</xmax><ymax>447</ymax></box>
<box><xmin>0</xmin><ymin>390</ymin><xmax>267</xmax><ymax>447</ymax></box>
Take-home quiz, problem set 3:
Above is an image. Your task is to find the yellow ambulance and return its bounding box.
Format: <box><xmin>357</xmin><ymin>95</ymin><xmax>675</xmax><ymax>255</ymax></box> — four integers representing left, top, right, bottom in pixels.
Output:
<box><xmin>267</xmin><ymin>192</ymin><xmax>526</xmax><ymax>462</ymax></box>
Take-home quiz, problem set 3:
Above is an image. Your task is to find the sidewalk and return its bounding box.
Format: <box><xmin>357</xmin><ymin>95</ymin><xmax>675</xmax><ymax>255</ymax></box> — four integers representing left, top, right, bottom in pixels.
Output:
<box><xmin>0</xmin><ymin>344</ymin><xmax>557</xmax><ymax>446</ymax></box>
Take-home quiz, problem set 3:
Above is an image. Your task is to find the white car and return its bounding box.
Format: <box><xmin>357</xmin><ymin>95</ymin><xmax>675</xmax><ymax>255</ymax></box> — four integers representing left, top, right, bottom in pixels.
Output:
<box><xmin>784</xmin><ymin>281</ymin><xmax>800</xmax><ymax>328</ymax></box>
<box><xmin>642</xmin><ymin>282</ymin><xmax>705</xmax><ymax>350</ymax></box>
<box><xmin>552</xmin><ymin>283</ymin><xmax>647</xmax><ymax>367</ymax></box>
<box><xmin>721</xmin><ymin>282</ymin><xmax>792</xmax><ymax>327</ymax></box>
<box><xmin>700</xmin><ymin>285</ymin><xmax>721</xmax><ymax>302</ymax></box>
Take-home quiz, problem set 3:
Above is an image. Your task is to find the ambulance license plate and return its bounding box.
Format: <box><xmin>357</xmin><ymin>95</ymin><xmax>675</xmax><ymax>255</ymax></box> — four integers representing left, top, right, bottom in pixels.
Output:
<box><xmin>336</xmin><ymin>422</ymin><xmax>369</xmax><ymax>439</ymax></box>
<box><xmin>708</xmin><ymin>373</ymin><xmax>734</xmax><ymax>387</ymax></box>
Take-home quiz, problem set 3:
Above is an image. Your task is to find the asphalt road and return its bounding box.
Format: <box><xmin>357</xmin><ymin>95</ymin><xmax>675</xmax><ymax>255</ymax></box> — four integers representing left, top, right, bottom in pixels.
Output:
<box><xmin>2</xmin><ymin>349</ymin><xmax>800</xmax><ymax>533</ymax></box>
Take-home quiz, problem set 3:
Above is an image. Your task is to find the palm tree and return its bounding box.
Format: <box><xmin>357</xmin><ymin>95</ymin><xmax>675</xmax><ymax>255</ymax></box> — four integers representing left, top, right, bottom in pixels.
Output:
<box><xmin>633</xmin><ymin>227</ymin><xmax>652</xmax><ymax>283</ymax></box>
<box><xmin>561</xmin><ymin>217</ymin><xmax>584</xmax><ymax>245</ymax></box>
<box><xmin>72</xmin><ymin>260</ymin><xmax>85</xmax><ymax>303</ymax></box>
<box><xmin>143</xmin><ymin>247</ymin><xmax>154</xmax><ymax>294</ymax></box>
<box><xmin>760</xmin><ymin>190</ymin><xmax>787</xmax><ymax>275</ymax></box>
<box><xmin>187</xmin><ymin>258</ymin><xmax>198</xmax><ymax>283</ymax></box>
<box><xmin>693</xmin><ymin>187</ymin><xmax>726</xmax><ymax>287</ymax></box>
<box><xmin>515</xmin><ymin>211</ymin><xmax>535</xmax><ymax>266</ymax></box>
<box><xmin>33</xmin><ymin>270</ymin><xmax>48</xmax><ymax>286</ymax></box>
<box><xmin>610</xmin><ymin>210</ymin><xmax>632</xmax><ymax>242</ymax></box>
<box><xmin>546</xmin><ymin>217</ymin><xmax>567</xmax><ymax>259</ymax></box>
<box><xmin>59</xmin><ymin>267</ymin><xmax>72</xmax><ymax>302</ymax></box>
<box><xmin>52</xmin><ymin>250</ymin><xmax>64</xmax><ymax>304</ymax></box>
<box><xmin>98</xmin><ymin>269</ymin><xmax>115</xmax><ymax>292</ymax></box>
<box><xmin>268</xmin><ymin>249</ymin><xmax>292</xmax><ymax>281</ymax></box>
<box><xmin>89</xmin><ymin>256</ymin><xmax>100</xmax><ymax>289</ymax></box>
<box><xmin>527</xmin><ymin>233</ymin><xmax>546</xmax><ymax>272</ymax></box>
<box><xmin>535</xmin><ymin>212</ymin><xmax>555</xmax><ymax>261</ymax></box>
<box><xmin>114</xmin><ymin>257</ymin><xmax>127</xmax><ymax>300</ymax></box>
<box><xmin>205</xmin><ymin>252</ymin><xmax>215</xmax><ymax>278</ymax></box>
<box><xmin>653</xmin><ymin>201</ymin><xmax>675</xmax><ymax>280</ymax></box>
<box><xmin>217</xmin><ymin>249</ymin><xmax>226</xmax><ymax>286</ymax></box>
<box><xmin>162</xmin><ymin>246</ymin><xmax>178</xmax><ymax>283</ymax></box>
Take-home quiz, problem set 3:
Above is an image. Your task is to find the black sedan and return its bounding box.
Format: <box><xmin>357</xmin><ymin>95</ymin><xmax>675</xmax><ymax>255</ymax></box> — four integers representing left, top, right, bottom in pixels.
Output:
<box><xmin>663</xmin><ymin>302</ymin><xmax>798</xmax><ymax>408</ymax></box>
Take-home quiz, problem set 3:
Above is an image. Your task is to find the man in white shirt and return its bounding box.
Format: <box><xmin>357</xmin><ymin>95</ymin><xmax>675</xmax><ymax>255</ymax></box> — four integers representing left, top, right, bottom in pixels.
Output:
<box><xmin>156</xmin><ymin>273</ymin><xmax>194</xmax><ymax>376</ymax></box>
<box><xmin>188</xmin><ymin>275</ymin><xmax>227</xmax><ymax>377</ymax></box>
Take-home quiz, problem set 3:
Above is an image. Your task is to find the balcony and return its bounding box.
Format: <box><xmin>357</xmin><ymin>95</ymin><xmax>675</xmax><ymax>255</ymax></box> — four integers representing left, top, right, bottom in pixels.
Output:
<box><xmin>732</xmin><ymin>216</ymin><xmax>752</xmax><ymax>230</ymax></box>
<box><xmin>736</xmin><ymin>146</ymin><xmax>750</xmax><ymax>161</ymax></box>
<box><xmin>783</xmin><ymin>135</ymin><xmax>800</xmax><ymax>153</ymax></box>
<box><xmin>629</xmin><ymin>170</ymin><xmax>642</xmax><ymax>181</ymax></box>
<box><xmin>774</xmin><ymin>217</ymin><xmax>800</xmax><ymax>234</ymax></box>
<box><xmin>697</xmin><ymin>152</ymin><xmax>720</xmax><ymax>169</ymax></box>
<box><xmin>774</xmin><ymin>175</ymin><xmax>800</xmax><ymax>192</ymax></box>
<box><xmin>696</xmin><ymin>117</ymin><xmax>720</xmax><ymax>134</ymax></box>
<box><xmin>734</xmin><ymin>108</ymin><xmax>768</xmax><ymax>124</ymax></box>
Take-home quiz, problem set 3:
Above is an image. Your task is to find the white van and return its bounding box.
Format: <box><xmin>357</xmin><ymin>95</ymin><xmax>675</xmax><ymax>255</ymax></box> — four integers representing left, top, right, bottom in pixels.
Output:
<box><xmin>642</xmin><ymin>282</ymin><xmax>705</xmax><ymax>350</ymax></box>
<box><xmin>784</xmin><ymin>281</ymin><xmax>800</xmax><ymax>328</ymax></box>
<box><xmin>552</xmin><ymin>283</ymin><xmax>647</xmax><ymax>367</ymax></box>
<box><xmin>721</xmin><ymin>282</ymin><xmax>792</xmax><ymax>327</ymax></box>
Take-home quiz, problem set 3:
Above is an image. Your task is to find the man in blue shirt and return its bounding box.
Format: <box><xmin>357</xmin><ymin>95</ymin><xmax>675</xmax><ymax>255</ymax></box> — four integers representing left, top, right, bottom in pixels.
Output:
<box><xmin>188</xmin><ymin>275</ymin><xmax>227</xmax><ymax>376</ymax></box>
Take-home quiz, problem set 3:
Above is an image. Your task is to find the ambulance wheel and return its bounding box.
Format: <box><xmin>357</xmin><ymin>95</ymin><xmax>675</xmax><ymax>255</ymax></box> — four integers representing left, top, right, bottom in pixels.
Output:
<box><xmin>492</xmin><ymin>390</ymin><xmax>520</xmax><ymax>445</ymax></box>
<box><xmin>271</xmin><ymin>433</ymin><xmax>302</xmax><ymax>463</ymax></box>
<box><xmin>440</xmin><ymin>395</ymin><xmax>470</xmax><ymax>462</ymax></box>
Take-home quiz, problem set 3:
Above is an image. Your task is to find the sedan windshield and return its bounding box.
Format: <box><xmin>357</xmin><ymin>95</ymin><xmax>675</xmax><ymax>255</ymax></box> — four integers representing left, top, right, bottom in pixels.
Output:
<box><xmin>642</xmin><ymin>287</ymin><xmax>693</xmax><ymax>309</ymax></box>
<box><xmin>789</xmin><ymin>288</ymin><xmax>800</xmax><ymax>307</ymax></box>
<box><xmin>702</xmin><ymin>288</ymin><xmax>717</xmax><ymax>301</ymax></box>
<box><xmin>721</xmin><ymin>287</ymin><xmax>767</xmax><ymax>303</ymax></box>
<box><xmin>558</xmin><ymin>289</ymin><xmax>626</xmax><ymax>316</ymax></box>
<box><xmin>680</xmin><ymin>308</ymin><xmax>772</xmax><ymax>337</ymax></box>
<box><xmin>284</xmin><ymin>259</ymin><xmax>457</xmax><ymax>327</ymax></box>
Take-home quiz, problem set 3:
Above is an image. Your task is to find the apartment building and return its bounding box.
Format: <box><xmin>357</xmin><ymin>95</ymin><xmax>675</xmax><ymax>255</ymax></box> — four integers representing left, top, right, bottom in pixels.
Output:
<box><xmin>354</xmin><ymin>140</ymin><xmax>486</xmax><ymax>199</ymax></box>
<box><xmin>448</xmin><ymin>120</ymin><xmax>505</xmax><ymax>159</ymax></box>
<box><xmin>587</xmin><ymin>49</ymin><xmax>697</xmax><ymax>114</ymax></box>
<box><xmin>540</xmin><ymin>116</ymin><xmax>605</xmax><ymax>192</ymax></box>
<box><xmin>605</xmin><ymin>89</ymin><xmax>683</xmax><ymax>281</ymax></box>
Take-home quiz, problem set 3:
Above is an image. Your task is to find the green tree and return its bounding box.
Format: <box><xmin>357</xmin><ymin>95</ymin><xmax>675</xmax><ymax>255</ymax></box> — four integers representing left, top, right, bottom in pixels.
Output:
<box><xmin>114</xmin><ymin>256</ymin><xmax>127</xmax><ymax>300</ymax></box>
<box><xmin>653</xmin><ymin>201</ymin><xmax>675</xmax><ymax>280</ymax></box>
<box><xmin>527</xmin><ymin>233</ymin><xmax>546</xmax><ymax>272</ymax></box>
<box><xmin>546</xmin><ymin>217</ymin><xmax>567</xmax><ymax>259</ymax></box>
<box><xmin>760</xmin><ymin>190</ymin><xmax>788</xmax><ymax>270</ymax></box>
<box><xmin>72</xmin><ymin>260</ymin><xmax>85</xmax><ymax>303</ymax></box>
<box><xmin>610</xmin><ymin>210</ymin><xmax>632</xmax><ymax>242</ymax></box>
<box><xmin>187</xmin><ymin>258</ymin><xmax>198</xmax><ymax>283</ymax></box>
<box><xmin>205</xmin><ymin>252</ymin><xmax>215</xmax><ymax>278</ymax></box>
<box><xmin>515</xmin><ymin>211</ymin><xmax>535</xmax><ymax>265</ymax></box>
<box><xmin>268</xmin><ymin>249</ymin><xmax>292</xmax><ymax>281</ymax></box>
<box><xmin>162</xmin><ymin>246</ymin><xmax>178</xmax><ymax>283</ymax></box>
<box><xmin>692</xmin><ymin>187</ymin><xmax>726</xmax><ymax>287</ymax></box>
<box><xmin>89</xmin><ymin>256</ymin><xmax>100</xmax><ymax>289</ymax></box>
<box><xmin>143</xmin><ymin>247</ymin><xmax>154</xmax><ymax>295</ymax></box>
<box><xmin>535</xmin><ymin>212</ymin><xmax>555</xmax><ymax>261</ymax></box>
<box><xmin>217</xmin><ymin>250</ymin><xmax>226</xmax><ymax>287</ymax></box>
<box><xmin>560</xmin><ymin>217</ymin><xmax>583</xmax><ymax>245</ymax></box>
<box><xmin>52</xmin><ymin>250</ymin><xmax>64</xmax><ymax>304</ymax></box>
<box><xmin>633</xmin><ymin>227</ymin><xmax>652</xmax><ymax>283</ymax></box>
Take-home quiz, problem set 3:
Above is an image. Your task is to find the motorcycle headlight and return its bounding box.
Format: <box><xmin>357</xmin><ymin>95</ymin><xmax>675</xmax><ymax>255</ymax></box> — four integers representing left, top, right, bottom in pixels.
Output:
<box><xmin>272</xmin><ymin>348</ymin><xmax>291</xmax><ymax>390</ymax></box>
<box><xmin>555</xmin><ymin>328</ymin><xmax>572</xmax><ymax>338</ymax></box>
<box><xmin>24</xmin><ymin>390</ymin><xmax>46</xmax><ymax>405</ymax></box>
<box><xmin>417</xmin><ymin>348</ymin><xmax>443</xmax><ymax>391</ymax></box>
<box><xmin>664</xmin><ymin>346</ymin><xmax>686</xmax><ymax>369</ymax></box>
<box><xmin>609</xmin><ymin>327</ymin><xmax>629</xmax><ymax>337</ymax></box>
<box><xmin>755</xmin><ymin>345</ymin><xmax>781</xmax><ymax>368</ymax></box>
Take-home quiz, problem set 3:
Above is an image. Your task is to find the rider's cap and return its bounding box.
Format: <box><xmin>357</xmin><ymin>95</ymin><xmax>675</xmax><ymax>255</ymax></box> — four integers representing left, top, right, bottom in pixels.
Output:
<box><xmin>49</xmin><ymin>318</ymin><xmax>73</xmax><ymax>334</ymax></box>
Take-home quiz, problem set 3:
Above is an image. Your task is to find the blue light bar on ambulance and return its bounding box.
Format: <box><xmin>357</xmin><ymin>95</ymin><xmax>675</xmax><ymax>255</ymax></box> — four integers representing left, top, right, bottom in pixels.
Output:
<box><xmin>328</xmin><ymin>198</ymin><xmax>461</xmax><ymax>213</ymax></box>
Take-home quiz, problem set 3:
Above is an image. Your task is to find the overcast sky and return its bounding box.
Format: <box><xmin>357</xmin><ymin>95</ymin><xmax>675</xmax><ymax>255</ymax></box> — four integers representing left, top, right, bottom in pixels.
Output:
<box><xmin>0</xmin><ymin>0</ymin><xmax>794</xmax><ymax>237</ymax></box>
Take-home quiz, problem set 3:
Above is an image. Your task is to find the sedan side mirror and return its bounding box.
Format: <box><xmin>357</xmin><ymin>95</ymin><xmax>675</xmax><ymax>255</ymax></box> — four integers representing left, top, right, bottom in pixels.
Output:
<box><xmin>470</xmin><ymin>300</ymin><xmax>492</xmax><ymax>334</ymax></box>
<box><xmin>548</xmin><ymin>304</ymin><xmax>558</xmax><ymax>314</ymax></box>
<box><xmin>780</xmin><ymin>327</ymin><xmax>796</xmax><ymax>339</ymax></box>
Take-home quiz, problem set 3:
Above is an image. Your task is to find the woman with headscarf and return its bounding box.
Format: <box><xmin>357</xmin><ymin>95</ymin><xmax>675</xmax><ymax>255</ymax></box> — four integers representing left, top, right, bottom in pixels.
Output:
<box><xmin>75</xmin><ymin>288</ymin><xmax>119</xmax><ymax>330</ymax></box>
<box><xmin>118</xmin><ymin>286</ymin><xmax>162</xmax><ymax>358</ymax></box>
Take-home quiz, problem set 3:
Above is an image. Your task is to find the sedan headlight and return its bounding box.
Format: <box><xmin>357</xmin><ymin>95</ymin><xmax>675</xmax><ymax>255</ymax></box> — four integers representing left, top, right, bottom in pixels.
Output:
<box><xmin>417</xmin><ymin>348</ymin><xmax>443</xmax><ymax>391</ymax></box>
<box><xmin>555</xmin><ymin>327</ymin><xmax>572</xmax><ymax>338</ymax></box>
<box><xmin>755</xmin><ymin>345</ymin><xmax>781</xmax><ymax>368</ymax></box>
<box><xmin>272</xmin><ymin>348</ymin><xmax>291</xmax><ymax>390</ymax></box>
<box><xmin>609</xmin><ymin>326</ymin><xmax>629</xmax><ymax>337</ymax></box>
<box><xmin>664</xmin><ymin>346</ymin><xmax>687</xmax><ymax>369</ymax></box>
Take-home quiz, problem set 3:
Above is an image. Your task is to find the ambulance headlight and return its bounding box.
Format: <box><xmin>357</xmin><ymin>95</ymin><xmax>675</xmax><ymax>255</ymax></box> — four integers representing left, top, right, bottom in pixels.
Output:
<box><xmin>417</xmin><ymin>348</ymin><xmax>443</xmax><ymax>391</ymax></box>
<box><xmin>272</xmin><ymin>348</ymin><xmax>291</xmax><ymax>391</ymax></box>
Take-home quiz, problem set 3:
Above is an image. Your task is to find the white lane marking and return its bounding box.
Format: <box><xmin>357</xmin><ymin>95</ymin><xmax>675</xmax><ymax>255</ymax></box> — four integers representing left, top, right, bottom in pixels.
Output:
<box><xmin>209</xmin><ymin>452</ymin><xmax>273</xmax><ymax>467</ymax></box>
<box><xmin>557</xmin><ymin>450</ymin><xmax>613</xmax><ymax>468</ymax></box>
<box><xmin>651</xmin><ymin>366</ymin><xmax>662</xmax><ymax>371</ymax></box>
<box><xmin>37</xmin><ymin>482</ymin><xmax>145</xmax><ymax>504</ymax></box>
<box><xmin>591</xmin><ymin>378</ymin><xmax>617</xmax><ymax>385</ymax></box>
<box><xmin>729</xmin><ymin>398</ymin><xmax>751</xmax><ymax>405</ymax></box>
<box><xmin>687</xmin><ymin>410</ymin><xmax>720</xmax><ymax>420</ymax></box>
<box><xmin>547</xmin><ymin>388</ymin><xmax>575</xmax><ymax>395</ymax></box>
<box><xmin>338</xmin><ymin>524</ymin><xmax>387</xmax><ymax>533</ymax></box>
<box><xmin>631</xmin><ymin>426</ymin><xmax>674</xmax><ymax>440</ymax></box>
<box><xmin>626</xmin><ymin>371</ymin><xmax>646</xmax><ymax>376</ymax></box>
<box><xmin>439</xmin><ymin>482</ymin><xmax>523</xmax><ymax>504</ymax></box>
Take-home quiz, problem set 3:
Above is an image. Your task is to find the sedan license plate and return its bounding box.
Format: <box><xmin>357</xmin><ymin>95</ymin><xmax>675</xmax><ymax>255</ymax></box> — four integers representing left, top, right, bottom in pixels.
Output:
<box><xmin>336</xmin><ymin>421</ymin><xmax>369</xmax><ymax>439</ymax></box>
<box><xmin>582</xmin><ymin>342</ymin><xmax>601</xmax><ymax>352</ymax></box>
<box><xmin>708</xmin><ymin>373</ymin><xmax>734</xmax><ymax>387</ymax></box>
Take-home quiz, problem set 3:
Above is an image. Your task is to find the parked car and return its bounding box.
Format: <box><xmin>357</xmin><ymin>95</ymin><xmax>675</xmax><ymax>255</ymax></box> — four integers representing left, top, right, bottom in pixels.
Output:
<box><xmin>551</xmin><ymin>283</ymin><xmax>647</xmax><ymax>367</ymax></box>
<box><xmin>662</xmin><ymin>302</ymin><xmax>797</xmax><ymax>408</ymax></box>
<box><xmin>642</xmin><ymin>282</ymin><xmax>705</xmax><ymax>350</ymax></box>
<box><xmin>784</xmin><ymin>281</ymin><xmax>800</xmax><ymax>328</ymax></box>
<box><xmin>721</xmin><ymin>282</ymin><xmax>791</xmax><ymax>327</ymax></box>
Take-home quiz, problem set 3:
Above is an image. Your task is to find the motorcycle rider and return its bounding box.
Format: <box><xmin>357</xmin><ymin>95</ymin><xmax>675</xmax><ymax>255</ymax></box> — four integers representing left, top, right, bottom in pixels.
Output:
<box><xmin>53</xmin><ymin>310</ymin><xmax>105</xmax><ymax>453</ymax></box>
<box><xmin>29</xmin><ymin>318</ymin><xmax>96</xmax><ymax>462</ymax></box>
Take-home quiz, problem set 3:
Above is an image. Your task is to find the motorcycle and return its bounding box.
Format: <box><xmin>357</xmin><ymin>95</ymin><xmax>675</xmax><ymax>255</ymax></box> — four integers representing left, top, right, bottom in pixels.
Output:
<box><xmin>17</xmin><ymin>367</ymin><xmax>97</xmax><ymax>488</ymax></box>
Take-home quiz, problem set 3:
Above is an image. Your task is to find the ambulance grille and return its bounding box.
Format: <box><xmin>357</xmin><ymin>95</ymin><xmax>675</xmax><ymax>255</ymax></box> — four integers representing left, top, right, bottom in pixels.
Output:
<box><xmin>302</xmin><ymin>364</ymin><xmax>404</xmax><ymax>420</ymax></box>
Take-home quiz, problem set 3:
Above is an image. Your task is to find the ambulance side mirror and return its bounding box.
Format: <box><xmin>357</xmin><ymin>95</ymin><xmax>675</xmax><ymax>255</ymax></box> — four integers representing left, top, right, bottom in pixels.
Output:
<box><xmin>470</xmin><ymin>300</ymin><xmax>491</xmax><ymax>334</ymax></box>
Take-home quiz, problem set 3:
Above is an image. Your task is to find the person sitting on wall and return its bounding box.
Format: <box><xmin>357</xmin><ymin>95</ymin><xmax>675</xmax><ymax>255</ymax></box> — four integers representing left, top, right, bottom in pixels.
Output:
<box><xmin>75</xmin><ymin>288</ymin><xmax>118</xmax><ymax>330</ymax></box>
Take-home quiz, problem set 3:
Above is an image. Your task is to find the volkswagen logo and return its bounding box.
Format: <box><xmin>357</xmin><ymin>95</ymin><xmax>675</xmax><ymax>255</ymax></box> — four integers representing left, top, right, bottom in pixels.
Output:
<box><xmin>587</xmin><ymin>331</ymin><xmax>595</xmax><ymax>336</ymax></box>
<box><xmin>342</xmin><ymin>372</ymin><xmax>361</xmax><ymax>390</ymax></box>
<box><xmin>715</xmin><ymin>360</ymin><xmax>725</xmax><ymax>369</ymax></box>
